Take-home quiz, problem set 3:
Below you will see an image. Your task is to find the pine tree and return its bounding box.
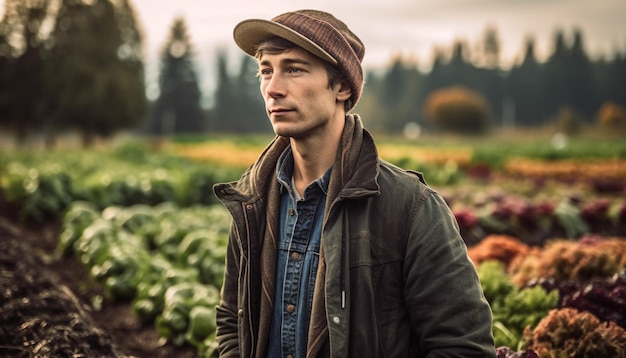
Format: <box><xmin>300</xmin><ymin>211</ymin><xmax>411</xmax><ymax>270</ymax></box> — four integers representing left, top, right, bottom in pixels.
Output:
<box><xmin>542</xmin><ymin>29</ymin><xmax>572</xmax><ymax>120</ymax></box>
<box><xmin>233</xmin><ymin>54</ymin><xmax>268</xmax><ymax>132</ymax></box>
<box><xmin>542</xmin><ymin>28</ymin><xmax>596</xmax><ymax>122</ymax></box>
<box><xmin>0</xmin><ymin>0</ymin><xmax>51</xmax><ymax>145</ymax></box>
<box><xmin>568</xmin><ymin>29</ymin><xmax>596</xmax><ymax>118</ymax></box>
<box><xmin>507</xmin><ymin>36</ymin><xmax>546</xmax><ymax>126</ymax></box>
<box><xmin>44</xmin><ymin>0</ymin><xmax>147</xmax><ymax>146</ymax></box>
<box><xmin>213</xmin><ymin>51</ymin><xmax>268</xmax><ymax>133</ymax></box>
<box><xmin>377</xmin><ymin>56</ymin><xmax>423</xmax><ymax>132</ymax></box>
<box><xmin>212</xmin><ymin>49</ymin><xmax>233</xmax><ymax>132</ymax></box>
<box><xmin>608</xmin><ymin>49</ymin><xmax>626</xmax><ymax>106</ymax></box>
<box><xmin>150</xmin><ymin>16</ymin><xmax>205</xmax><ymax>135</ymax></box>
<box><xmin>479</xmin><ymin>26</ymin><xmax>501</xmax><ymax>69</ymax></box>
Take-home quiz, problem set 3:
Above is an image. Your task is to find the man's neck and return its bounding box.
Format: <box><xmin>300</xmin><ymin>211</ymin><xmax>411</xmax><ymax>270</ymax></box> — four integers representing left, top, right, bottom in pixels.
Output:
<box><xmin>289</xmin><ymin>116</ymin><xmax>345</xmax><ymax>197</ymax></box>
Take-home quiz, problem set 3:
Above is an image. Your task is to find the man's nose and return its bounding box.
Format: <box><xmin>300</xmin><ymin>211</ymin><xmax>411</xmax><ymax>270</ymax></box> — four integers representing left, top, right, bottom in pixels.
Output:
<box><xmin>264</xmin><ymin>74</ymin><xmax>286</xmax><ymax>98</ymax></box>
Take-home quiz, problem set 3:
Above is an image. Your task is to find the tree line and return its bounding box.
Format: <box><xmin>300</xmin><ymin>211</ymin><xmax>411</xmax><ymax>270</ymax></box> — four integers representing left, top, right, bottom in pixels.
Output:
<box><xmin>1</xmin><ymin>1</ymin><xmax>625</xmax><ymax>146</ymax></box>
<box><xmin>0</xmin><ymin>0</ymin><xmax>145</xmax><ymax>146</ymax></box>
<box><xmin>358</xmin><ymin>28</ymin><xmax>626</xmax><ymax>134</ymax></box>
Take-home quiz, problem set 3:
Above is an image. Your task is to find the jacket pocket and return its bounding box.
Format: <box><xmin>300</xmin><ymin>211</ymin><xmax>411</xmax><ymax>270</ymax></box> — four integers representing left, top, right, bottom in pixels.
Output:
<box><xmin>348</xmin><ymin>231</ymin><xmax>401</xmax><ymax>267</ymax></box>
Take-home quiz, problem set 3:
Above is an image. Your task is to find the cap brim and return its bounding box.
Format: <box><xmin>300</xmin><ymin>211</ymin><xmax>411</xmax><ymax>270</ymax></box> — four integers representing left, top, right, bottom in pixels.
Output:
<box><xmin>233</xmin><ymin>19</ymin><xmax>338</xmax><ymax>65</ymax></box>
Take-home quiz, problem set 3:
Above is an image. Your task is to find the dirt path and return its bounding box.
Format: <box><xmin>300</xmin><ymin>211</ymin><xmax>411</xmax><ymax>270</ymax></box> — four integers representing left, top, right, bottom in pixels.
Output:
<box><xmin>0</xmin><ymin>216</ymin><xmax>198</xmax><ymax>358</ymax></box>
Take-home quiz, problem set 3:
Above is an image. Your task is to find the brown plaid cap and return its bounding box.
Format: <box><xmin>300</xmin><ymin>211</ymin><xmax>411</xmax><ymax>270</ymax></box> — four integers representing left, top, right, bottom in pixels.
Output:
<box><xmin>234</xmin><ymin>10</ymin><xmax>365</xmax><ymax>111</ymax></box>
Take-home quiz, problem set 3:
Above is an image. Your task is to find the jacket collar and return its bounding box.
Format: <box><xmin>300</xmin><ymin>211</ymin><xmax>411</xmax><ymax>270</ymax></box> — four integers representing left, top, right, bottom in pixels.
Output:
<box><xmin>327</xmin><ymin>113</ymin><xmax>380</xmax><ymax>202</ymax></box>
<box><xmin>216</xmin><ymin>114</ymin><xmax>380</xmax><ymax>204</ymax></box>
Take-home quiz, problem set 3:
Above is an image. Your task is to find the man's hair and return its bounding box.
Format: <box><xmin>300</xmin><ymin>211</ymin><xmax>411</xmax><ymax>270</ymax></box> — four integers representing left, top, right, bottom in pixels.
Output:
<box><xmin>255</xmin><ymin>36</ymin><xmax>353</xmax><ymax>112</ymax></box>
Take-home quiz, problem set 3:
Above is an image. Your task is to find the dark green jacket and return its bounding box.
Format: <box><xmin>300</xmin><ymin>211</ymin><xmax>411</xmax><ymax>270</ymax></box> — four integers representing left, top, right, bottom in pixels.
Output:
<box><xmin>214</xmin><ymin>115</ymin><xmax>496</xmax><ymax>358</ymax></box>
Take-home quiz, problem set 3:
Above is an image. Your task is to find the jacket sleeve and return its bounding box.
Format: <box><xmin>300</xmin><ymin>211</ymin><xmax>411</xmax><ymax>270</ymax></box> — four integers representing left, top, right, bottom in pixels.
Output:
<box><xmin>216</xmin><ymin>223</ymin><xmax>241</xmax><ymax>357</ymax></box>
<box><xmin>404</xmin><ymin>190</ymin><xmax>496</xmax><ymax>357</ymax></box>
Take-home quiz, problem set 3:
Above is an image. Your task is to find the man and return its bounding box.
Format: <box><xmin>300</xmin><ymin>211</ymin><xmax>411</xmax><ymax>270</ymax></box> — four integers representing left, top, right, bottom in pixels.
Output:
<box><xmin>214</xmin><ymin>9</ymin><xmax>496</xmax><ymax>358</ymax></box>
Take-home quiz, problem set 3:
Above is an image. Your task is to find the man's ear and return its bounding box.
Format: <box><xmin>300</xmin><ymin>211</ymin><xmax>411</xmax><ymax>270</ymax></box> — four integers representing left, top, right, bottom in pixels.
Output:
<box><xmin>336</xmin><ymin>81</ymin><xmax>352</xmax><ymax>102</ymax></box>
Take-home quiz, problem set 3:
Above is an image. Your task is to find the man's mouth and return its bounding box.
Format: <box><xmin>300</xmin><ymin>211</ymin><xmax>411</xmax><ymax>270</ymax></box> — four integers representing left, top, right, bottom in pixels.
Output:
<box><xmin>269</xmin><ymin>108</ymin><xmax>292</xmax><ymax>114</ymax></box>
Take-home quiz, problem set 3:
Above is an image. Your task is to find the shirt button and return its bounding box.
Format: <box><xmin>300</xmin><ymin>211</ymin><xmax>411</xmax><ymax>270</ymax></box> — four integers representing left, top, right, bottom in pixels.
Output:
<box><xmin>290</xmin><ymin>252</ymin><xmax>299</xmax><ymax>260</ymax></box>
<box><xmin>288</xmin><ymin>208</ymin><xmax>295</xmax><ymax>216</ymax></box>
<box><xmin>238</xmin><ymin>309</ymin><xmax>244</xmax><ymax>318</ymax></box>
<box><xmin>286</xmin><ymin>304</ymin><xmax>295</xmax><ymax>313</ymax></box>
<box><xmin>332</xmin><ymin>316</ymin><xmax>340</xmax><ymax>324</ymax></box>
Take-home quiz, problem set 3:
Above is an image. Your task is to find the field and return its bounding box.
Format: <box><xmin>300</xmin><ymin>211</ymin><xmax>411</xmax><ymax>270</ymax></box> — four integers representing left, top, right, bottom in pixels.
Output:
<box><xmin>1</xmin><ymin>131</ymin><xmax>626</xmax><ymax>357</ymax></box>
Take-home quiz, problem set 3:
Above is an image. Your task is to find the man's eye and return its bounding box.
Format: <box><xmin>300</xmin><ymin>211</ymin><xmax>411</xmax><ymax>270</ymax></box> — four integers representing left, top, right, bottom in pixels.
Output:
<box><xmin>288</xmin><ymin>67</ymin><xmax>303</xmax><ymax>74</ymax></box>
<box><xmin>259</xmin><ymin>68</ymin><xmax>272</xmax><ymax>76</ymax></box>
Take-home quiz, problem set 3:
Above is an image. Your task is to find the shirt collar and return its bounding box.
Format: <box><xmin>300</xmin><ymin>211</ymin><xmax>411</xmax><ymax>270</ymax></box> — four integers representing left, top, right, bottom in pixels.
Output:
<box><xmin>276</xmin><ymin>146</ymin><xmax>332</xmax><ymax>197</ymax></box>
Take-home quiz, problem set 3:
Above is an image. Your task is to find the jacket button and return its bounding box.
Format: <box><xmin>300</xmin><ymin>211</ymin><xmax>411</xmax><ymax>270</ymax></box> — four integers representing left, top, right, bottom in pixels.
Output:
<box><xmin>286</xmin><ymin>304</ymin><xmax>295</xmax><ymax>313</ymax></box>
<box><xmin>332</xmin><ymin>316</ymin><xmax>340</xmax><ymax>324</ymax></box>
<box><xmin>246</xmin><ymin>204</ymin><xmax>253</xmax><ymax>210</ymax></box>
<box><xmin>290</xmin><ymin>252</ymin><xmax>299</xmax><ymax>260</ymax></box>
<box><xmin>238</xmin><ymin>309</ymin><xmax>244</xmax><ymax>318</ymax></box>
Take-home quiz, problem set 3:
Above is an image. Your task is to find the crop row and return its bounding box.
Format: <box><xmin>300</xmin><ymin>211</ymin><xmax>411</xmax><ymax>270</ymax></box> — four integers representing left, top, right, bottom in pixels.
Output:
<box><xmin>58</xmin><ymin>201</ymin><xmax>231</xmax><ymax>357</ymax></box>
<box><xmin>0</xmin><ymin>145</ymin><xmax>241</xmax><ymax>223</ymax></box>
<box><xmin>2</xmin><ymin>145</ymin><xmax>626</xmax><ymax>356</ymax></box>
<box><xmin>471</xmin><ymin>235</ymin><xmax>626</xmax><ymax>356</ymax></box>
<box><xmin>59</xmin><ymin>201</ymin><xmax>626</xmax><ymax>357</ymax></box>
<box><xmin>503</xmin><ymin>158</ymin><xmax>626</xmax><ymax>193</ymax></box>
<box><xmin>441</xmin><ymin>182</ymin><xmax>626</xmax><ymax>246</ymax></box>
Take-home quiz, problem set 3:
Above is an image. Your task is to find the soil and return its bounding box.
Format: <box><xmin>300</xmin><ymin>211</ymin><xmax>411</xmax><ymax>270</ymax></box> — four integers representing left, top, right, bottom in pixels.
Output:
<box><xmin>0</xmin><ymin>194</ymin><xmax>199</xmax><ymax>358</ymax></box>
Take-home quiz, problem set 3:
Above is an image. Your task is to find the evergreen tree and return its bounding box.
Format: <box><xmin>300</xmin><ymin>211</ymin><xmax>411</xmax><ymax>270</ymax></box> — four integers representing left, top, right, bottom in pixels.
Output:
<box><xmin>376</xmin><ymin>56</ymin><xmax>423</xmax><ymax>132</ymax></box>
<box><xmin>507</xmin><ymin>36</ymin><xmax>546</xmax><ymax>126</ymax></box>
<box><xmin>0</xmin><ymin>21</ymin><xmax>8</xmax><ymax>123</ymax></box>
<box><xmin>567</xmin><ymin>29</ymin><xmax>596</xmax><ymax>118</ymax></box>
<box><xmin>212</xmin><ymin>49</ymin><xmax>233</xmax><ymax>132</ymax></box>
<box><xmin>150</xmin><ymin>16</ymin><xmax>205</xmax><ymax>135</ymax></box>
<box><xmin>44</xmin><ymin>0</ymin><xmax>147</xmax><ymax>146</ymax></box>
<box><xmin>472</xmin><ymin>27</ymin><xmax>505</xmax><ymax>126</ymax></box>
<box><xmin>213</xmin><ymin>51</ymin><xmax>268</xmax><ymax>133</ymax></box>
<box><xmin>542</xmin><ymin>29</ymin><xmax>572</xmax><ymax>120</ymax></box>
<box><xmin>423</xmin><ymin>41</ymin><xmax>475</xmax><ymax>94</ymax></box>
<box><xmin>354</xmin><ymin>69</ymin><xmax>383</xmax><ymax>130</ymax></box>
<box><xmin>234</xmin><ymin>54</ymin><xmax>269</xmax><ymax>132</ymax></box>
<box><xmin>448</xmin><ymin>40</ymin><xmax>473</xmax><ymax>83</ymax></box>
<box><xmin>421</xmin><ymin>47</ymin><xmax>448</xmax><ymax>96</ymax></box>
<box><xmin>607</xmin><ymin>50</ymin><xmax>626</xmax><ymax>106</ymax></box>
<box><xmin>542</xmin><ymin>28</ymin><xmax>596</xmax><ymax>121</ymax></box>
<box><xmin>0</xmin><ymin>0</ymin><xmax>51</xmax><ymax>145</ymax></box>
<box><xmin>479</xmin><ymin>26</ymin><xmax>501</xmax><ymax>69</ymax></box>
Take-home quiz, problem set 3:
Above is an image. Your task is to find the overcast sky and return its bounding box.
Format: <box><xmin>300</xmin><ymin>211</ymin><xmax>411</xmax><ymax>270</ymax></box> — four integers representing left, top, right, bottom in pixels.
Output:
<box><xmin>130</xmin><ymin>0</ymin><xmax>626</xmax><ymax>65</ymax></box>
<box><xmin>2</xmin><ymin>0</ymin><xmax>625</xmax><ymax>102</ymax></box>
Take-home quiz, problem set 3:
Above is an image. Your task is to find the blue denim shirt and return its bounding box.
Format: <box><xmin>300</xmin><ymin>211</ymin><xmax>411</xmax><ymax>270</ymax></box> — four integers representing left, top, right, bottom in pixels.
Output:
<box><xmin>266</xmin><ymin>147</ymin><xmax>330</xmax><ymax>358</ymax></box>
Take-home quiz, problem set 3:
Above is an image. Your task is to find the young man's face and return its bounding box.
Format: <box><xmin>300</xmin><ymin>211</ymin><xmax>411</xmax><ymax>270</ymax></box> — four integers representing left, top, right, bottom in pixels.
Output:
<box><xmin>258</xmin><ymin>47</ymin><xmax>349</xmax><ymax>139</ymax></box>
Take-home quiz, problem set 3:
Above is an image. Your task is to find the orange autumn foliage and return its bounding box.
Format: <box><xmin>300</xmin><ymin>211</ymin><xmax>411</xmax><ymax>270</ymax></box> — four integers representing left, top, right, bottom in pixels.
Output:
<box><xmin>467</xmin><ymin>235</ymin><xmax>530</xmax><ymax>270</ymax></box>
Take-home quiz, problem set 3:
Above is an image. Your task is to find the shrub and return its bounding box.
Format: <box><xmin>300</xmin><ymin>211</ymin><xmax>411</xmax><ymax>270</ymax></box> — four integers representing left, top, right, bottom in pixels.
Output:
<box><xmin>423</xmin><ymin>86</ymin><xmax>491</xmax><ymax>134</ymax></box>
<box><xmin>597</xmin><ymin>101</ymin><xmax>626</xmax><ymax>136</ymax></box>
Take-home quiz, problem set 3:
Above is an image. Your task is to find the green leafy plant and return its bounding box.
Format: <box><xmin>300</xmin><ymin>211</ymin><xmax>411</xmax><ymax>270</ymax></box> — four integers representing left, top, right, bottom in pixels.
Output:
<box><xmin>478</xmin><ymin>260</ymin><xmax>558</xmax><ymax>350</ymax></box>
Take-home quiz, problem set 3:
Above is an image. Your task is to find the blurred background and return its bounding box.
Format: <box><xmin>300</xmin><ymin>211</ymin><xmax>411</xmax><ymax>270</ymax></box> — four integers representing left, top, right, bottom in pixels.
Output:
<box><xmin>2</xmin><ymin>3</ymin><xmax>626</xmax><ymax>356</ymax></box>
<box><xmin>1</xmin><ymin>0</ymin><xmax>625</xmax><ymax>146</ymax></box>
